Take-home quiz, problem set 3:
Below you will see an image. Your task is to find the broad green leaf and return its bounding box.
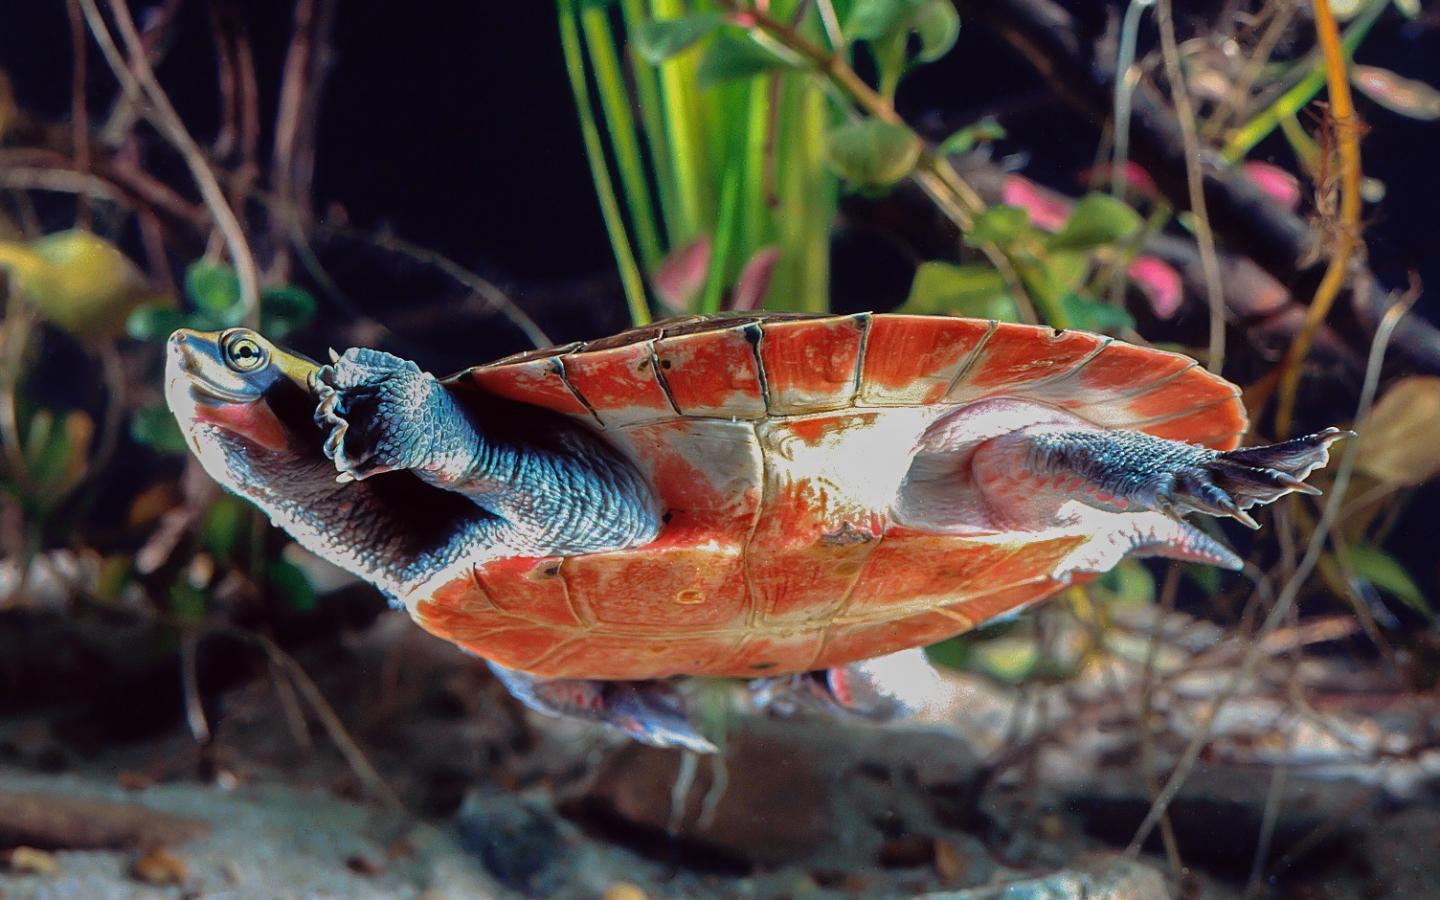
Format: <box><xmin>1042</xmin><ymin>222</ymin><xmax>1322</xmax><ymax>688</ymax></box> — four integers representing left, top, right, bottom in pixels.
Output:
<box><xmin>0</xmin><ymin>230</ymin><xmax>158</xmax><ymax>338</ymax></box>
<box><xmin>269</xmin><ymin>559</ymin><xmax>318</xmax><ymax>613</ymax></box>
<box><xmin>260</xmin><ymin>284</ymin><xmax>318</xmax><ymax>338</ymax></box>
<box><xmin>696</xmin><ymin>30</ymin><xmax>791</xmax><ymax>87</ymax></box>
<box><xmin>903</xmin><ymin>261</ymin><xmax>1018</xmax><ymax>319</ymax></box>
<box><xmin>579</xmin><ymin>0</ymin><xmax>618</xmax><ymax>8</ymax></box>
<box><xmin>1097</xmin><ymin>559</ymin><xmax>1156</xmax><ymax>608</ymax></box>
<box><xmin>201</xmin><ymin>495</ymin><xmax>248</xmax><ymax>558</ymax></box>
<box><xmin>126</xmin><ymin>303</ymin><xmax>188</xmax><ymax>342</ymax></box>
<box><xmin>964</xmin><ymin>204</ymin><xmax>1030</xmax><ymax>247</ymax></box>
<box><xmin>1185</xmin><ymin>562</ymin><xmax>1223</xmax><ymax>595</ymax></box>
<box><xmin>169</xmin><ymin>579</ymin><xmax>206</xmax><ymax>622</ymax></box>
<box><xmin>825</xmin><ymin>119</ymin><xmax>921</xmax><ymax>188</ymax></box>
<box><xmin>184</xmin><ymin>261</ymin><xmax>242</xmax><ymax>321</ymax></box>
<box><xmin>938</xmin><ymin>119</ymin><xmax>1006</xmax><ymax>157</ymax></box>
<box><xmin>1355</xmin><ymin>376</ymin><xmax>1440</xmax><ymax>486</ymax></box>
<box><xmin>1059</xmin><ymin>293</ymin><xmax>1135</xmax><ymax>333</ymax></box>
<box><xmin>844</xmin><ymin>0</ymin><xmax>915</xmax><ymax>40</ymax></box>
<box><xmin>924</xmin><ymin>635</ymin><xmax>972</xmax><ymax>670</ymax></box>
<box><xmin>634</xmin><ymin>13</ymin><xmax>724</xmax><ymax>63</ymax></box>
<box><xmin>912</xmin><ymin>0</ymin><xmax>960</xmax><ymax>62</ymax></box>
<box><xmin>972</xmin><ymin>636</ymin><xmax>1041</xmax><ymax>683</ymax></box>
<box><xmin>1045</xmin><ymin>193</ymin><xmax>1142</xmax><ymax>251</ymax></box>
<box><xmin>1347</xmin><ymin>544</ymin><xmax>1429</xmax><ymax>615</ymax></box>
<box><xmin>130</xmin><ymin>405</ymin><xmax>189</xmax><ymax>455</ymax></box>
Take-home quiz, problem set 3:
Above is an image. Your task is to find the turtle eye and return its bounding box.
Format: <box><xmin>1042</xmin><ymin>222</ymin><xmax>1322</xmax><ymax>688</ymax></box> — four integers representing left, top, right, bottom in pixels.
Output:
<box><xmin>223</xmin><ymin>333</ymin><xmax>267</xmax><ymax>372</ymax></box>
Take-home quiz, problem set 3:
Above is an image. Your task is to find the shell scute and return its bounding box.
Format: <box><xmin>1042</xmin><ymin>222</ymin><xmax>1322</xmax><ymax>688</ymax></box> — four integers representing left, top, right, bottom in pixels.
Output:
<box><xmin>858</xmin><ymin>315</ymin><xmax>993</xmax><ymax>406</ymax></box>
<box><xmin>949</xmin><ymin>324</ymin><xmax>1108</xmax><ymax>401</ymax></box>
<box><xmin>652</xmin><ymin>322</ymin><xmax>767</xmax><ymax>418</ymax></box>
<box><xmin>757</xmin><ymin>314</ymin><xmax>867</xmax><ymax>414</ymax></box>
<box><xmin>561</xmin><ymin>339</ymin><xmax>673</xmax><ymax>428</ymax></box>
<box><xmin>463</xmin><ymin>351</ymin><xmax>591</xmax><ymax>419</ymax></box>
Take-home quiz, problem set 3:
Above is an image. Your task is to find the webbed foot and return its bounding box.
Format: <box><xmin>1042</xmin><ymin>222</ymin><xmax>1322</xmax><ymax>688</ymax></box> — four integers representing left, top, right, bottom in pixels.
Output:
<box><xmin>1159</xmin><ymin>427</ymin><xmax>1349</xmax><ymax>527</ymax></box>
<box><xmin>974</xmin><ymin>424</ymin><xmax>1349</xmax><ymax>530</ymax></box>
<box><xmin>488</xmin><ymin>662</ymin><xmax>716</xmax><ymax>753</ymax></box>
<box><xmin>314</xmin><ymin>348</ymin><xmax>454</xmax><ymax>483</ymax></box>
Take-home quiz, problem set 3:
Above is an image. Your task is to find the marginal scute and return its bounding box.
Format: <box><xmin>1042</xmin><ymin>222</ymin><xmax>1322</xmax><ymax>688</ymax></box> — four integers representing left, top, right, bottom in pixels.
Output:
<box><xmin>948</xmin><ymin>324</ymin><xmax>1108</xmax><ymax>401</ymax></box>
<box><xmin>858</xmin><ymin>315</ymin><xmax>994</xmax><ymax>406</ymax></box>
<box><xmin>561</xmin><ymin>339</ymin><xmax>673</xmax><ymax>427</ymax></box>
<box><xmin>652</xmin><ymin>322</ymin><xmax>767</xmax><ymax>418</ymax></box>
<box><xmin>757</xmin><ymin>314</ymin><xmax>868</xmax><ymax>414</ymax></box>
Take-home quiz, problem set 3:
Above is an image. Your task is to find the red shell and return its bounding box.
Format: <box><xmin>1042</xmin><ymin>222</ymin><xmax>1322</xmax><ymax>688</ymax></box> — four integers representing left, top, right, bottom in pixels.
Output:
<box><xmin>413</xmin><ymin>314</ymin><xmax>1245</xmax><ymax>680</ymax></box>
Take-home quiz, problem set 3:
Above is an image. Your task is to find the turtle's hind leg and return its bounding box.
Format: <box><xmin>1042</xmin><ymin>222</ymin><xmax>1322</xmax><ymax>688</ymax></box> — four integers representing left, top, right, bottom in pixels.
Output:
<box><xmin>972</xmin><ymin>424</ymin><xmax>1349</xmax><ymax>529</ymax></box>
<box><xmin>487</xmin><ymin>663</ymin><xmax>717</xmax><ymax>753</ymax></box>
<box><xmin>752</xmin><ymin>649</ymin><xmax>942</xmax><ymax>722</ymax></box>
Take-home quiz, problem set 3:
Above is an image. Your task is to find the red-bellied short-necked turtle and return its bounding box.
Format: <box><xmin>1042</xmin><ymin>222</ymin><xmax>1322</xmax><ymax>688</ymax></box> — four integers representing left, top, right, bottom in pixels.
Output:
<box><xmin>164</xmin><ymin>313</ymin><xmax>1343</xmax><ymax>751</ymax></box>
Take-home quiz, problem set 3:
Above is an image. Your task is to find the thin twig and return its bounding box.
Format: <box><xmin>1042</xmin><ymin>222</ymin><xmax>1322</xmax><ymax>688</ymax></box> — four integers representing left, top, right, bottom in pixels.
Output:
<box><xmin>255</xmin><ymin>634</ymin><xmax>407</xmax><ymax>815</ymax></box>
<box><xmin>1274</xmin><ymin>0</ymin><xmax>1364</xmax><ymax>436</ymax></box>
<box><xmin>180</xmin><ymin>629</ymin><xmax>213</xmax><ymax>746</ymax></box>
<box><xmin>1125</xmin><ymin>293</ymin><xmax>1411</xmax><ymax>855</ymax></box>
<box><xmin>81</xmin><ymin>0</ymin><xmax>262</xmax><ymax>322</ymax></box>
<box><xmin>65</xmin><ymin>0</ymin><xmax>92</xmax><ymax>230</ymax></box>
<box><xmin>270</xmin><ymin>0</ymin><xmax>318</xmax><ymax>280</ymax></box>
<box><xmin>1157</xmin><ymin>0</ymin><xmax>1226</xmax><ymax>375</ymax></box>
<box><xmin>1138</xmin><ymin>565</ymin><xmax>1185</xmax><ymax>879</ymax></box>
<box><xmin>313</xmin><ymin>222</ymin><xmax>552</xmax><ymax>350</ymax></box>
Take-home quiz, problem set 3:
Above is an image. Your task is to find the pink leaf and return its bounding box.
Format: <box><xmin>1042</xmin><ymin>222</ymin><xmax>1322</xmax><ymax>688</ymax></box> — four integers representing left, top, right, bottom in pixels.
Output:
<box><xmin>729</xmin><ymin>246</ymin><xmax>780</xmax><ymax>311</ymax></box>
<box><xmin>652</xmin><ymin>236</ymin><xmax>712</xmax><ymax>314</ymax></box>
<box><xmin>1081</xmin><ymin>161</ymin><xmax>1159</xmax><ymax>196</ymax></box>
<box><xmin>1127</xmin><ymin>256</ymin><xmax>1183</xmax><ymax>320</ymax></box>
<box><xmin>1241</xmin><ymin>161</ymin><xmax>1301</xmax><ymax>212</ymax></box>
<box><xmin>1001</xmin><ymin>175</ymin><xmax>1072</xmax><ymax>232</ymax></box>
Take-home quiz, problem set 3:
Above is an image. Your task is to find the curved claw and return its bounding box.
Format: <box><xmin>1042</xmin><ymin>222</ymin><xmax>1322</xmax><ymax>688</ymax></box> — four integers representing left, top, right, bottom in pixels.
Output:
<box><xmin>313</xmin><ymin>363</ymin><xmax>385</xmax><ymax>482</ymax></box>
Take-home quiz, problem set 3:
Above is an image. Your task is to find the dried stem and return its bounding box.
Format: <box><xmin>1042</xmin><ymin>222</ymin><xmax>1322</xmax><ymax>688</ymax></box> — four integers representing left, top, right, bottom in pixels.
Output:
<box><xmin>65</xmin><ymin>0</ymin><xmax>92</xmax><ymax>230</ymax></box>
<box><xmin>1125</xmin><ymin>294</ymin><xmax>1411</xmax><ymax>856</ymax></box>
<box><xmin>256</xmin><ymin>634</ymin><xmax>407</xmax><ymax>815</ymax></box>
<box><xmin>1157</xmin><ymin>0</ymin><xmax>1226</xmax><ymax>375</ymax></box>
<box><xmin>80</xmin><ymin>0</ymin><xmax>262</xmax><ymax>321</ymax></box>
<box><xmin>1274</xmin><ymin>0</ymin><xmax>1364</xmax><ymax>436</ymax></box>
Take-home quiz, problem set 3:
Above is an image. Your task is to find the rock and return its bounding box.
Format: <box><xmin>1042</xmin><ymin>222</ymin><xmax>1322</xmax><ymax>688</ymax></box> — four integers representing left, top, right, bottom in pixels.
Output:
<box><xmin>4</xmin><ymin>847</ymin><xmax>60</xmax><ymax>876</ymax></box>
<box><xmin>0</xmin><ymin>790</ymin><xmax>208</xmax><ymax>850</ymax></box>
<box><xmin>454</xmin><ymin>792</ymin><xmax>569</xmax><ymax>894</ymax></box>
<box><xmin>920</xmin><ymin>854</ymin><xmax>1168</xmax><ymax>899</ymax></box>
<box><xmin>130</xmin><ymin>847</ymin><xmax>188</xmax><ymax>886</ymax></box>
<box><xmin>562</xmin><ymin>722</ymin><xmax>833</xmax><ymax>867</ymax></box>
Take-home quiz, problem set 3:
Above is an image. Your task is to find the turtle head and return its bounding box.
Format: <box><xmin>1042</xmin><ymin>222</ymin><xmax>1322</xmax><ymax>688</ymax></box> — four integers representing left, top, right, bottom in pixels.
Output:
<box><xmin>165</xmin><ymin>327</ymin><xmax>320</xmax><ymax>454</ymax></box>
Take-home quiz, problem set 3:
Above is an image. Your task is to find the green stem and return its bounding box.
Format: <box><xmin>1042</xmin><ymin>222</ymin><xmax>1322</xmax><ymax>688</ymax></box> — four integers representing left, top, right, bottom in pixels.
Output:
<box><xmin>581</xmin><ymin>6</ymin><xmax>664</xmax><ymax>272</ymax></box>
<box><xmin>650</xmin><ymin>0</ymin><xmax>711</xmax><ymax>244</ymax></box>
<box><xmin>701</xmin><ymin>161</ymin><xmax>742</xmax><ymax>314</ymax></box>
<box><xmin>619</xmin><ymin>0</ymin><xmax>680</xmax><ymax>248</ymax></box>
<box><xmin>557</xmin><ymin>0</ymin><xmax>651</xmax><ymax>326</ymax></box>
<box><xmin>1221</xmin><ymin>0</ymin><xmax>1385</xmax><ymax>162</ymax></box>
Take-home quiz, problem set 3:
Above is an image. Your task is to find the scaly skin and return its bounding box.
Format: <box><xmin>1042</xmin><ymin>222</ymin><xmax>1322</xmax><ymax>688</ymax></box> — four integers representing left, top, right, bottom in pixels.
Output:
<box><xmin>167</xmin><ymin>328</ymin><xmax>1346</xmax><ymax>751</ymax></box>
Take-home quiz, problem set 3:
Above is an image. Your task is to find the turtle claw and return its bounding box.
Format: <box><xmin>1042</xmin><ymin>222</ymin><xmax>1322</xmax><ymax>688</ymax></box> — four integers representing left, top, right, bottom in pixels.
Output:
<box><xmin>1153</xmin><ymin>428</ymin><xmax>1348</xmax><ymax>527</ymax></box>
<box><xmin>312</xmin><ymin>355</ymin><xmax>409</xmax><ymax>482</ymax></box>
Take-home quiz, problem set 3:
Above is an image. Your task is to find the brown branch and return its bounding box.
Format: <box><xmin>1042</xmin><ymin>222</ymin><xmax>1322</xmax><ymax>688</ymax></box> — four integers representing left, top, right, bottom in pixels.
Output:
<box><xmin>952</xmin><ymin>0</ymin><xmax>1440</xmax><ymax>375</ymax></box>
<box><xmin>64</xmin><ymin>0</ymin><xmax>92</xmax><ymax>230</ymax></box>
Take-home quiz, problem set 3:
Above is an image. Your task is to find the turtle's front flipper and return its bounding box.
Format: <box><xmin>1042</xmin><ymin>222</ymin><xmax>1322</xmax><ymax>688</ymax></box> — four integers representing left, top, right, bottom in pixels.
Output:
<box><xmin>314</xmin><ymin>347</ymin><xmax>660</xmax><ymax>554</ymax></box>
<box><xmin>752</xmin><ymin>649</ymin><xmax>941</xmax><ymax>722</ymax></box>
<box><xmin>487</xmin><ymin>663</ymin><xmax>717</xmax><ymax>753</ymax></box>
<box><xmin>314</xmin><ymin>348</ymin><xmax>480</xmax><ymax>484</ymax></box>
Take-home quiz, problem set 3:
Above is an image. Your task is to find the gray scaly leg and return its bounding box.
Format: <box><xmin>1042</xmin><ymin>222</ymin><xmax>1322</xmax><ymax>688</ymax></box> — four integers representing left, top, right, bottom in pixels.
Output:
<box><xmin>487</xmin><ymin>663</ymin><xmax>717</xmax><ymax>753</ymax></box>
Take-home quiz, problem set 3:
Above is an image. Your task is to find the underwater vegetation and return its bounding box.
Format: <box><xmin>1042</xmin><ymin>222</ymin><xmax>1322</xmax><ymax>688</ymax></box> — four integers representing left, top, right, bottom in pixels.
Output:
<box><xmin>0</xmin><ymin>0</ymin><xmax>1439</xmax><ymax>896</ymax></box>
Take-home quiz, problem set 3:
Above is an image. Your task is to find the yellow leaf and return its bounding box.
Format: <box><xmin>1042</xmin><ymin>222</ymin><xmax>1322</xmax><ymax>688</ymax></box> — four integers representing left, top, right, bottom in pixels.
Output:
<box><xmin>0</xmin><ymin>230</ymin><xmax>163</xmax><ymax>338</ymax></box>
<box><xmin>1355</xmin><ymin>376</ymin><xmax>1440</xmax><ymax>486</ymax></box>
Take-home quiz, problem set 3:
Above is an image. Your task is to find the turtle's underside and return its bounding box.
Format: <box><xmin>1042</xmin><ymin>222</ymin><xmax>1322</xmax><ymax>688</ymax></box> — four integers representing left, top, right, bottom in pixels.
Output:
<box><xmin>166</xmin><ymin>313</ymin><xmax>1343</xmax><ymax>750</ymax></box>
